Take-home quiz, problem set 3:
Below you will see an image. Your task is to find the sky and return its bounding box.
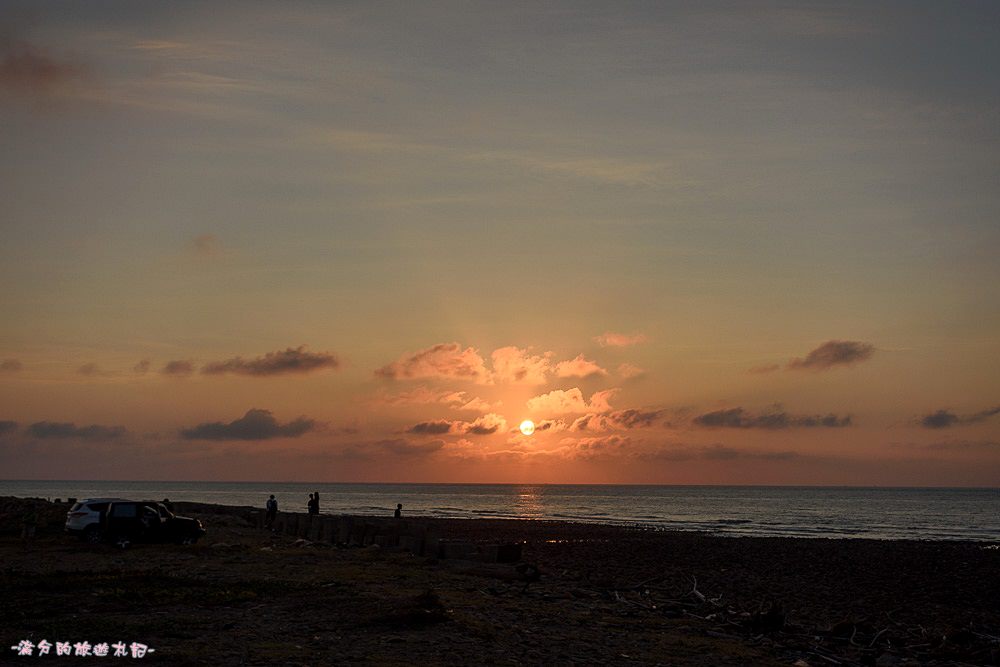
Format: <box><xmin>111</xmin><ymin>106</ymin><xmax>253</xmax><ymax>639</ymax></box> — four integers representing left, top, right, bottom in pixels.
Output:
<box><xmin>1</xmin><ymin>1</ymin><xmax>998</xmax><ymax>485</ymax></box>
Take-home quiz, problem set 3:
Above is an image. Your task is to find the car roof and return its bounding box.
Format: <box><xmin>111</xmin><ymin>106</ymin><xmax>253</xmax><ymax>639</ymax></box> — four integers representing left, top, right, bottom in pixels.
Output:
<box><xmin>78</xmin><ymin>498</ymin><xmax>130</xmax><ymax>503</ymax></box>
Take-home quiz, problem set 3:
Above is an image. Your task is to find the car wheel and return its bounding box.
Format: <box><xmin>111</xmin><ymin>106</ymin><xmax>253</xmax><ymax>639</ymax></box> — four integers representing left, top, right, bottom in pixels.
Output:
<box><xmin>83</xmin><ymin>526</ymin><xmax>102</xmax><ymax>544</ymax></box>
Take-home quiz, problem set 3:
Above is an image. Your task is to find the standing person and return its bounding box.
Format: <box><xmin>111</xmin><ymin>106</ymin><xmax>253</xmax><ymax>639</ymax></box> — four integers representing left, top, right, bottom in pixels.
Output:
<box><xmin>265</xmin><ymin>494</ymin><xmax>278</xmax><ymax>529</ymax></box>
<box><xmin>394</xmin><ymin>503</ymin><xmax>402</xmax><ymax>519</ymax></box>
<box><xmin>307</xmin><ymin>493</ymin><xmax>315</xmax><ymax>514</ymax></box>
<box><xmin>313</xmin><ymin>491</ymin><xmax>320</xmax><ymax>515</ymax></box>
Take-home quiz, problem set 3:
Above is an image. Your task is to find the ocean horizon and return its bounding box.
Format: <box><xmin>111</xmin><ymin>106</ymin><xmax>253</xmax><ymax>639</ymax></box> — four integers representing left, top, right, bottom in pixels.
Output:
<box><xmin>4</xmin><ymin>480</ymin><xmax>999</xmax><ymax>542</ymax></box>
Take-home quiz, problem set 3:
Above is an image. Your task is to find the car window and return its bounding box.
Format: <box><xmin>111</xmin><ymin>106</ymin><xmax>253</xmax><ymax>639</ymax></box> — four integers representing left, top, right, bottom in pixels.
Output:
<box><xmin>155</xmin><ymin>504</ymin><xmax>173</xmax><ymax>519</ymax></box>
<box><xmin>70</xmin><ymin>503</ymin><xmax>84</xmax><ymax>512</ymax></box>
<box><xmin>87</xmin><ymin>502</ymin><xmax>110</xmax><ymax>512</ymax></box>
<box><xmin>111</xmin><ymin>504</ymin><xmax>138</xmax><ymax>518</ymax></box>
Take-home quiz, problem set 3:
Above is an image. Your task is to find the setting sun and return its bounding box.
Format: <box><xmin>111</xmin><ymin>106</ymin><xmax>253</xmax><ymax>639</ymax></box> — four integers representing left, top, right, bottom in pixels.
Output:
<box><xmin>519</xmin><ymin>420</ymin><xmax>536</xmax><ymax>436</ymax></box>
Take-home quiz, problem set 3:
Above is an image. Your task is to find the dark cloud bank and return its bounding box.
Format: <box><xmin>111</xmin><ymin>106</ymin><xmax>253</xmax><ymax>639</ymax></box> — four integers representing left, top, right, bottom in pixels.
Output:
<box><xmin>203</xmin><ymin>346</ymin><xmax>338</xmax><ymax>376</ymax></box>
<box><xmin>693</xmin><ymin>407</ymin><xmax>851</xmax><ymax>429</ymax></box>
<box><xmin>920</xmin><ymin>406</ymin><xmax>1000</xmax><ymax>429</ymax></box>
<box><xmin>787</xmin><ymin>340</ymin><xmax>875</xmax><ymax>371</ymax></box>
<box><xmin>181</xmin><ymin>409</ymin><xmax>315</xmax><ymax>441</ymax></box>
<box><xmin>28</xmin><ymin>421</ymin><xmax>126</xmax><ymax>440</ymax></box>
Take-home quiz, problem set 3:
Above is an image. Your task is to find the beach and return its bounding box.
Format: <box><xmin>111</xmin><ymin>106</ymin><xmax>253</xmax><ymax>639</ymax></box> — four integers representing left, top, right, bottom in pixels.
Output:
<box><xmin>2</xmin><ymin>497</ymin><xmax>999</xmax><ymax>666</ymax></box>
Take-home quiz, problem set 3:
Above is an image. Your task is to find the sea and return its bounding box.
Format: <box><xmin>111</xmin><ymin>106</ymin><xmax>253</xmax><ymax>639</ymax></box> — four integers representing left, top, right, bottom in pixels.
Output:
<box><xmin>2</xmin><ymin>481</ymin><xmax>999</xmax><ymax>541</ymax></box>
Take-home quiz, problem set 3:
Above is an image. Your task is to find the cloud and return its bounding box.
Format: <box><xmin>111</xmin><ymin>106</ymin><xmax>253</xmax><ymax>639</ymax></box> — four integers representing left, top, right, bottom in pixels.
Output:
<box><xmin>618</xmin><ymin>363</ymin><xmax>646</xmax><ymax>379</ymax></box>
<box><xmin>641</xmin><ymin>444</ymin><xmax>801</xmax><ymax>462</ymax></box>
<box><xmin>28</xmin><ymin>421</ymin><xmax>126</xmax><ymax>440</ymax></box>
<box><xmin>133</xmin><ymin>359</ymin><xmax>151</xmax><ymax>374</ymax></box>
<box><xmin>525</xmin><ymin>388</ymin><xmax>618</xmax><ymax>415</ymax></box>
<box><xmin>407</xmin><ymin>420</ymin><xmax>453</xmax><ymax>435</ymax></box>
<box><xmin>376</xmin><ymin>343</ymin><xmax>488</xmax><ymax>382</ymax></box>
<box><xmin>787</xmin><ymin>340</ymin><xmax>875</xmax><ymax>371</ymax></box>
<box><xmin>693</xmin><ymin>407</ymin><xmax>852</xmax><ymax>429</ymax></box>
<box><xmin>490</xmin><ymin>346</ymin><xmax>552</xmax><ymax>384</ymax></box>
<box><xmin>407</xmin><ymin>413</ymin><xmax>507</xmax><ymax>436</ymax></box>
<box><xmin>532</xmin><ymin>419</ymin><xmax>569</xmax><ymax>433</ymax></box>
<box><xmin>189</xmin><ymin>233</ymin><xmax>221</xmax><ymax>257</ymax></box>
<box><xmin>465</xmin><ymin>413</ymin><xmax>507</xmax><ymax>435</ymax></box>
<box><xmin>338</xmin><ymin>437</ymin><xmax>448</xmax><ymax>460</ymax></box>
<box><xmin>594</xmin><ymin>332</ymin><xmax>647</xmax><ymax>347</ymax></box>
<box><xmin>0</xmin><ymin>421</ymin><xmax>18</xmax><ymax>437</ymax></box>
<box><xmin>554</xmin><ymin>354</ymin><xmax>607</xmax><ymax>379</ymax></box>
<box><xmin>571</xmin><ymin>408</ymin><xmax>665</xmax><ymax>431</ymax></box>
<box><xmin>967</xmin><ymin>406</ymin><xmax>1000</xmax><ymax>424</ymax></box>
<box><xmin>162</xmin><ymin>360</ymin><xmax>195</xmax><ymax>377</ymax></box>
<box><xmin>748</xmin><ymin>364</ymin><xmax>781</xmax><ymax>375</ymax></box>
<box><xmin>1</xmin><ymin>359</ymin><xmax>22</xmax><ymax>373</ymax></box>
<box><xmin>375</xmin><ymin>387</ymin><xmax>497</xmax><ymax>412</ymax></box>
<box><xmin>920</xmin><ymin>406</ymin><xmax>1000</xmax><ymax>429</ymax></box>
<box><xmin>561</xmin><ymin>435</ymin><xmax>632</xmax><ymax>461</ymax></box>
<box><xmin>0</xmin><ymin>41</ymin><xmax>86</xmax><ymax>95</ymax></box>
<box><xmin>895</xmin><ymin>440</ymin><xmax>1000</xmax><ymax>452</ymax></box>
<box><xmin>180</xmin><ymin>408</ymin><xmax>315</xmax><ymax>441</ymax></box>
<box><xmin>203</xmin><ymin>346</ymin><xmax>339</xmax><ymax>376</ymax></box>
<box><xmin>375</xmin><ymin>438</ymin><xmax>445</xmax><ymax>456</ymax></box>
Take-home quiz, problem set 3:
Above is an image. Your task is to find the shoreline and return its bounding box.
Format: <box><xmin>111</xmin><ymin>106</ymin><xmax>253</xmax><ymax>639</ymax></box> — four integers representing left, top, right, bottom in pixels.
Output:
<box><xmin>3</xmin><ymin>496</ymin><xmax>1000</xmax><ymax>664</ymax></box>
<box><xmin>5</xmin><ymin>490</ymin><xmax>999</xmax><ymax>542</ymax></box>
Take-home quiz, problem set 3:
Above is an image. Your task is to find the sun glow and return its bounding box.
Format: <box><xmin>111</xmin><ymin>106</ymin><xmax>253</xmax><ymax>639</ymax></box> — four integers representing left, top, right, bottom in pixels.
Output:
<box><xmin>519</xmin><ymin>420</ymin><xmax>536</xmax><ymax>436</ymax></box>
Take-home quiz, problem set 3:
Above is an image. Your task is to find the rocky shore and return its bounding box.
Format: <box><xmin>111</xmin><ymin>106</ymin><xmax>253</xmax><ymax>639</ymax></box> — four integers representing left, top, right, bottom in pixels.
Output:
<box><xmin>2</xmin><ymin>496</ymin><xmax>998</xmax><ymax>665</ymax></box>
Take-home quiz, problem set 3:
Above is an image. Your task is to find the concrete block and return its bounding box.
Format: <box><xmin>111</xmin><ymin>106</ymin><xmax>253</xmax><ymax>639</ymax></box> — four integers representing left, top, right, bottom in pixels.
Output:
<box><xmin>440</xmin><ymin>540</ymin><xmax>478</xmax><ymax>560</ymax></box>
<box><xmin>483</xmin><ymin>543</ymin><xmax>522</xmax><ymax>563</ymax></box>
<box><xmin>337</xmin><ymin>517</ymin><xmax>353</xmax><ymax>544</ymax></box>
<box><xmin>307</xmin><ymin>517</ymin><xmax>322</xmax><ymax>541</ymax></box>
<box><xmin>398</xmin><ymin>535</ymin><xmax>423</xmax><ymax>555</ymax></box>
<box><xmin>373</xmin><ymin>534</ymin><xmax>396</xmax><ymax>548</ymax></box>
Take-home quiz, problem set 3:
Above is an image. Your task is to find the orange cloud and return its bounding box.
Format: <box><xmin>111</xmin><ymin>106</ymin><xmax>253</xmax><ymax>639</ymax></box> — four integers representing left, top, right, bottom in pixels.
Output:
<box><xmin>375</xmin><ymin>387</ymin><xmax>496</xmax><ymax>411</ymax></box>
<box><xmin>375</xmin><ymin>342</ymin><xmax>489</xmax><ymax>382</ymax></box>
<box><xmin>594</xmin><ymin>332</ymin><xmax>647</xmax><ymax>347</ymax></box>
<box><xmin>490</xmin><ymin>346</ymin><xmax>552</xmax><ymax>384</ymax></box>
<box><xmin>554</xmin><ymin>354</ymin><xmax>607</xmax><ymax>378</ymax></box>
<box><xmin>525</xmin><ymin>388</ymin><xmax>618</xmax><ymax>415</ymax></box>
<box><xmin>0</xmin><ymin>41</ymin><xmax>87</xmax><ymax>96</ymax></box>
<box><xmin>617</xmin><ymin>363</ymin><xmax>645</xmax><ymax>379</ymax></box>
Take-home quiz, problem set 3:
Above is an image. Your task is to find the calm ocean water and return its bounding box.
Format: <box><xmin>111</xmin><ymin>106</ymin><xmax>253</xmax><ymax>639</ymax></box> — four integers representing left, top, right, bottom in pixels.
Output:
<box><xmin>2</xmin><ymin>481</ymin><xmax>998</xmax><ymax>541</ymax></box>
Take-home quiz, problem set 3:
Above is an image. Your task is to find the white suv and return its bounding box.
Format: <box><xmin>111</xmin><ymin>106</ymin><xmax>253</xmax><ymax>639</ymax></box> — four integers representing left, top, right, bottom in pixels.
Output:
<box><xmin>65</xmin><ymin>498</ymin><xmax>128</xmax><ymax>543</ymax></box>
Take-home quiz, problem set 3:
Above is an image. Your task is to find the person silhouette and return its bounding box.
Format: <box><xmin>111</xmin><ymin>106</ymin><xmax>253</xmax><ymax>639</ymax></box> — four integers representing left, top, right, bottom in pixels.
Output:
<box><xmin>313</xmin><ymin>491</ymin><xmax>320</xmax><ymax>515</ymax></box>
<box><xmin>265</xmin><ymin>494</ymin><xmax>278</xmax><ymax>528</ymax></box>
<box><xmin>394</xmin><ymin>503</ymin><xmax>402</xmax><ymax>519</ymax></box>
<box><xmin>307</xmin><ymin>493</ymin><xmax>316</xmax><ymax>514</ymax></box>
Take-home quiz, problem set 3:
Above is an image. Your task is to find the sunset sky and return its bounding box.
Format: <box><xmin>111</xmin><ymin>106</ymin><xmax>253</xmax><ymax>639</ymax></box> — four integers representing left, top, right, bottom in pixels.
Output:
<box><xmin>1</xmin><ymin>1</ymin><xmax>998</xmax><ymax>485</ymax></box>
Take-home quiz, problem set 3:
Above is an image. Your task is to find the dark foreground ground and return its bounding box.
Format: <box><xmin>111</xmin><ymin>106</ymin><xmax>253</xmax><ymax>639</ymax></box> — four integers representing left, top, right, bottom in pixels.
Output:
<box><xmin>2</xmin><ymin>497</ymin><xmax>999</xmax><ymax>666</ymax></box>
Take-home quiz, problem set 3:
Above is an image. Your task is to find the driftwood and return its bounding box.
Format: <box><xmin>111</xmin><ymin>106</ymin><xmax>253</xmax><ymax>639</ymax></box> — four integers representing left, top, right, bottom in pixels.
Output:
<box><xmin>590</xmin><ymin>571</ymin><xmax>999</xmax><ymax>667</ymax></box>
